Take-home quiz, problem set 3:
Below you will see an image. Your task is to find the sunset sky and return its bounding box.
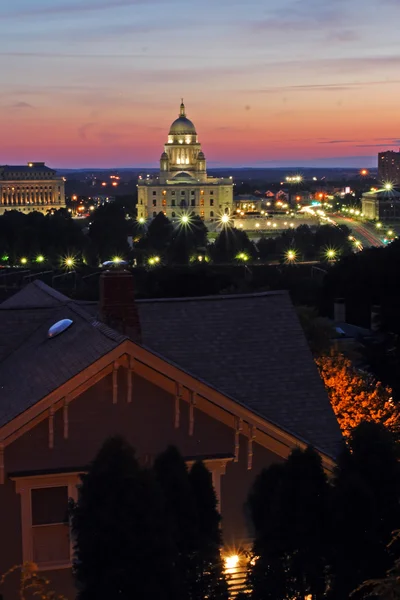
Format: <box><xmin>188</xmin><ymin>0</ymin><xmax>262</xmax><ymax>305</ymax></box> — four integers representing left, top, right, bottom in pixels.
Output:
<box><xmin>1</xmin><ymin>0</ymin><xmax>399</xmax><ymax>168</ymax></box>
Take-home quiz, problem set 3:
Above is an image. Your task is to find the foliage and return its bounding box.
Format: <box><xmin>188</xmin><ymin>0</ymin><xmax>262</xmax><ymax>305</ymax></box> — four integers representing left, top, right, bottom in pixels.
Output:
<box><xmin>154</xmin><ymin>447</ymin><xmax>228</xmax><ymax>600</ymax></box>
<box><xmin>356</xmin><ymin>530</ymin><xmax>400</xmax><ymax>600</ymax></box>
<box><xmin>189</xmin><ymin>461</ymin><xmax>228</xmax><ymax>600</ymax></box>
<box><xmin>154</xmin><ymin>446</ymin><xmax>198</xmax><ymax>600</ymax></box>
<box><xmin>0</xmin><ymin>562</ymin><xmax>65</xmax><ymax>600</ymax></box>
<box><xmin>316</xmin><ymin>351</ymin><xmax>400</xmax><ymax>437</ymax></box>
<box><xmin>248</xmin><ymin>447</ymin><xmax>329</xmax><ymax>600</ymax></box>
<box><xmin>297</xmin><ymin>306</ymin><xmax>334</xmax><ymax>355</ymax></box>
<box><xmin>0</xmin><ymin>209</ymin><xmax>86</xmax><ymax>263</ymax></box>
<box><xmin>88</xmin><ymin>203</ymin><xmax>131</xmax><ymax>262</ymax></box>
<box><xmin>211</xmin><ymin>228</ymin><xmax>255</xmax><ymax>262</ymax></box>
<box><xmin>70</xmin><ymin>436</ymin><xmax>175</xmax><ymax>600</ymax></box>
<box><xmin>329</xmin><ymin>423</ymin><xmax>400</xmax><ymax>600</ymax></box>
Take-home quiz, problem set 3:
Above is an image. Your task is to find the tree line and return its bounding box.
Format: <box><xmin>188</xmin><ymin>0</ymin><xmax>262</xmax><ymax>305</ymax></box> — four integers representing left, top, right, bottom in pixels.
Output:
<box><xmin>0</xmin><ymin>206</ymin><xmax>353</xmax><ymax>267</ymax></box>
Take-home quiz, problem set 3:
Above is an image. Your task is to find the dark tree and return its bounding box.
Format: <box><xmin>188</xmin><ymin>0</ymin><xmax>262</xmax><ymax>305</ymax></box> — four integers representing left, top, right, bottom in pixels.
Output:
<box><xmin>189</xmin><ymin>461</ymin><xmax>229</xmax><ymax>600</ymax></box>
<box><xmin>88</xmin><ymin>203</ymin><xmax>130</xmax><ymax>262</ymax></box>
<box><xmin>248</xmin><ymin>447</ymin><xmax>329</xmax><ymax>600</ymax></box>
<box><xmin>168</xmin><ymin>216</ymin><xmax>209</xmax><ymax>264</ymax></box>
<box><xmin>330</xmin><ymin>422</ymin><xmax>400</xmax><ymax>600</ymax></box>
<box><xmin>143</xmin><ymin>212</ymin><xmax>174</xmax><ymax>253</ymax></box>
<box><xmin>154</xmin><ymin>446</ymin><xmax>198</xmax><ymax>600</ymax></box>
<box><xmin>211</xmin><ymin>228</ymin><xmax>255</xmax><ymax>263</ymax></box>
<box><xmin>71</xmin><ymin>436</ymin><xmax>174</xmax><ymax>600</ymax></box>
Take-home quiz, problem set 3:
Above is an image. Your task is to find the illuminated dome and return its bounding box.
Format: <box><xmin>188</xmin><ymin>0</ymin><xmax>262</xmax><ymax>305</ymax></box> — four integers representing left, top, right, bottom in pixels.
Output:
<box><xmin>169</xmin><ymin>101</ymin><xmax>197</xmax><ymax>135</ymax></box>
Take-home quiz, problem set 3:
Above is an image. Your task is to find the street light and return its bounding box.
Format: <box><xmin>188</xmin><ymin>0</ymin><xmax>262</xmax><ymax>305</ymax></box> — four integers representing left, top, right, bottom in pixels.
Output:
<box><xmin>36</xmin><ymin>255</ymin><xmax>45</xmax><ymax>263</ymax></box>
<box><xmin>138</xmin><ymin>217</ymin><xmax>146</xmax><ymax>225</ymax></box>
<box><xmin>384</xmin><ymin>182</ymin><xmax>393</xmax><ymax>191</ymax></box>
<box><xmin>285</xmin><ymin>249</ymin><xmax>297</xmax><ymax>263</ymax></box>
<box><xmin>325</xmin><ymin>248</ymin><xmax>337</xmax><ymax>261</ymax></box>
<box><xmin>64</xmin><ymin>256</ymin><xmax>75</xmax><ymax>268</ymax></box>
<box><xmin>20</xmin><ymin>257</ymin><xmax>28</xmax><ymax>265</ymax></box>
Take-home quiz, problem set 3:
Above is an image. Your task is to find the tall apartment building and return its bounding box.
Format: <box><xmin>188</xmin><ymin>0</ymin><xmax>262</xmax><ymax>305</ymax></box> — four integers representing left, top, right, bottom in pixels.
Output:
<box><xmin>378</xmin><ymin>150</ymin><xmax>400</xmax><ymax>186</ymax></box>
<box><xmin>0</xmin><ymin>162</ymin><xmax>66</xmax><ymax>215</ymax></box>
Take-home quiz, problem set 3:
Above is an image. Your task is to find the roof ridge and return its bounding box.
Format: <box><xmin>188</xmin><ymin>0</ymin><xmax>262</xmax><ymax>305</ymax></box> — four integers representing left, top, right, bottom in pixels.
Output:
<box><xmin>30</xmin><ymin>280</ymin><xmax>71</xmax><ymax>303</ymax></box>
<box><xmin>135</xmin><ymin>290</ymin><xmax>288</xmax><ymax>304</ymax></box>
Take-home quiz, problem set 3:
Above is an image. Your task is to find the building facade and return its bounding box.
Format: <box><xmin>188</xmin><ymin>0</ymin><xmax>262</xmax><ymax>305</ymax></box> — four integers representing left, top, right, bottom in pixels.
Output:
<box><xmin>0</xmin><ymin>162</ymin><xmax>66</xmax><ymax>215</ymax></box>
<box><xmin>378</xmin><ymin>150</ymin><xmax>400</xmax><ymax>186</ymax></box>
<box><xmin>137</xmin><ymin>102</ymin><xmax>233</xmax><ymax>221</ymax></box>
<box><xmin>362</xmin><ymin>188</ymin><xmax>400</xmax><ymax>220</ymax></box>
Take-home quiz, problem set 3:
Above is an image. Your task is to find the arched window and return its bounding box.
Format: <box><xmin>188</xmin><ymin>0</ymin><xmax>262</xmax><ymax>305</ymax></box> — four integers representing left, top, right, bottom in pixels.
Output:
<box><xmin>172</xmin><ymin>211</ymin><xmax>176</xmax><ymax>217</ymax></box>
<box><xmin>210</xmin><ymin>210</ymin><xmax>214</xmax><ymax>217</ymax></box>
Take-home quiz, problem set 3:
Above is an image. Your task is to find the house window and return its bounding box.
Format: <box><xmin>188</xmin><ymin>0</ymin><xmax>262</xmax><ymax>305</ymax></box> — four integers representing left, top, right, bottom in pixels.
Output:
<box><xmin>152</xmin><ymin>191</ymin><xmax>157</xmax><ymax>196</ymax></box>
<box><xmin>210</xmin><ymin>210</ymin><xmax>214</xmax><ymax>217</ymax></box>
<box><xmin>210</xmin><ymin>191</ymin><xmax>214</xmax><ymax>196</ymax></box>
<box><xmin>13</xmin><ymin>474</ymin><xmax>79</xmax><ymax>570</ymax></box>
<box><xmin>172</xmin><ymin>211</ymin><xmax>176</xmax><ymax>217</ymax></box>
<box><xmin>210</xmin><ymin>199</ymin><xmax>214</xmax><ymax>206</ymax></box>
<box><xmin>181</xmin><ymin>191</ymin><xmax>185</xmax><ymax>196</ymax></box>
<box><xmin>172</xmin><ymin>191</ymin><xmax>175</xmax><ymax>196</ymax></box>
<box><xmin>153</xmin><ymin>211</ymin><xmax>157</xmax><ymax>217</ymax></box>
<box><xmin>152</xmin><ymin>199</ymin><xmax>157</xmax><ymax>207</ymax></box>
<box><xmin>191</xmin><ymin>199</ymin><xmax>195</xmax><ymax>207</ymax></box>
<box><xmin>171</xmin><ymin>199</ymin><xmax>176</xmax><ymax>207</ymax></box>
<box><xmin>191</xmin><ymin>190</ymin><xmax>195</xmax><ymax>195</ymax></box>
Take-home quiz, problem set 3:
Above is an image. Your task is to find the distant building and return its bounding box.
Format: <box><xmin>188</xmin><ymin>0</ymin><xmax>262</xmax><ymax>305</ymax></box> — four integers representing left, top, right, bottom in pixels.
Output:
<box><xmin>378</xmin><ymin>150</ymin><xmax>400</xmax><ymax>185</ymax></box>
<box><xmin>234</xmin><ymin>194</ymin><xmax>263</xmax><ymax>213</ymax></box>
<box><xmin>137</xmin><ymin>101</ymin><xmax>233</xmax><ymax>221</ymax></box>
<box><xmin>361</xmin><ymin>188</ymin><xmax>400</xmax><ymax>220</ymax></box>
<box><xmin>0</xmin><ymin>162</ymin><xmax>65</xmax><ymax>215</ymax></box>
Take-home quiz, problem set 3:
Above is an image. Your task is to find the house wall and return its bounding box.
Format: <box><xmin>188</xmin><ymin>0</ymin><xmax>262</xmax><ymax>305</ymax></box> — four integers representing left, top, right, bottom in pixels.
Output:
<box><xmin>0</xmin><ymin>368</ymin><xmax>281</xmax><ymax>598</ymax></box>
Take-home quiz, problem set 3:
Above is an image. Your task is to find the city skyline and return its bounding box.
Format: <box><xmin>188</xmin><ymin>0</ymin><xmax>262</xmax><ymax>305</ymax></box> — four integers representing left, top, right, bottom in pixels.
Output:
<box><xmin>1</xmin><ymin>0</ymin><xmax>399</xmax><ymax>168</ymax></box>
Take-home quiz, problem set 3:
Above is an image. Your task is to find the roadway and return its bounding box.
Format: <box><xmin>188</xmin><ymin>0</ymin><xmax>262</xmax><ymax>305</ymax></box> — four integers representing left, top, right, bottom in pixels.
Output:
<box><xmin>330</xmin><ymin>216</ymin><xmax>384</xmax><ymax>248</ymax></box>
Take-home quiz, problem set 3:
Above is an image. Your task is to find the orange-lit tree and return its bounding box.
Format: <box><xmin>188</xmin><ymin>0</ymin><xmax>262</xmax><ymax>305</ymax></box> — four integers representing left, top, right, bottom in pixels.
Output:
<box><xmin>316</xmin><ymin>351</ymin><xmax>400</xmax><ymax>437</ymax></box>
<box><xmin>0</xmin><ymin>562</ymin><xmax>66</xmax><ymax>600</ymax></box>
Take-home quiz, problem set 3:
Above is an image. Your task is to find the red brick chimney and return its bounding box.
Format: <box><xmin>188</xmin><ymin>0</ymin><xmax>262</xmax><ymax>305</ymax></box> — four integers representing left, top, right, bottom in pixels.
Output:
<box><xmin>99</xmin><ymin>270</ymin><xmax>141</xmax><ymax>343</ymax></box>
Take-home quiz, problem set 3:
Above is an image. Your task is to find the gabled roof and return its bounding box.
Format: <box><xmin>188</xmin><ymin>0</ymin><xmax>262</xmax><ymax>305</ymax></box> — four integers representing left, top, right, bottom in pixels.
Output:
<box><xmin>0</xmin><ymin>282</ymin><xmax>342</xmax><ymax>458</ymax></box>
<box><xmin>0</xmin><ymin>281</ymin><xmax>126</xmax><ymax>427</ymax></box>
<box><xmin>136</xmin><ymin>292</ymin><xmax>341</xmax><ymax>458</ymax></box>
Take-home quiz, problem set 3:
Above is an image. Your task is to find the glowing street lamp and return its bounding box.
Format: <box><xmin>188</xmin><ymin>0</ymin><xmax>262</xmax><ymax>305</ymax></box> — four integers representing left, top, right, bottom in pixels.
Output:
<box><xmin>325</xmin><ymin>248</ymin><xmax>337</xmax><ymax>261</ymax></box>
<box><xmin>138</xmin><ymin>217</ymin><xmax>146</xmax><ymax>225</ymax></box>
<box><xmin>285</xmin><ymin>249</ymin><xmax>297</xmax><ymax>263</ymax></box>
<box><xmin>36</xmin><ymin>255</ymin><xmax>45</xmax><ymax>263</ymax></box>
<box><xmin>20</xmin><ymin>257</ymin><xmax>28</xmax><ymax>265</ymax></box>
<box><xmin>236</xmin><ymin>252</ymin><xmax>249</xmax><ymax>262</ymax></box>
<box><xmin>112</xmin><ymin>256</ymin><xmax>123</xmax><ymax>264</ymax></box>
<box><xmin>220</xmin><ymin>213</ymin><xmax>230</xmax><ymax>225</ymax></box>
<box><xmin>64</xmin><ymin>256</ymin><xmax>76</xmax><ymax>269</ymax></box>
<box><xmin>148</xmin><ymin>256</ymin><xmax>160</xmax><ymax>266</ymax></box>
<box><xmin>384</xmin><ymin>182</ymin><xmax>393</xmax><ymax>191</ymax></box>
<box><xmin>360</xmin><ymin>169</ymin><xmax>369</xmax><ymax>176</ymax></box>
<box><xmin>376</xmin><ymin>222</ymin><xmax>382</xmax><ymax>229</ymax></box>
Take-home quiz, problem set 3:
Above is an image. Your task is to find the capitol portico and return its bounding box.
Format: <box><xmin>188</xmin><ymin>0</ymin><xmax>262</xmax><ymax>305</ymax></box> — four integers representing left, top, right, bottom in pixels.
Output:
<box><xmin>137</xmin><ymin>101</ymin><xmax>233</xmax><ymax>221</ymax></box>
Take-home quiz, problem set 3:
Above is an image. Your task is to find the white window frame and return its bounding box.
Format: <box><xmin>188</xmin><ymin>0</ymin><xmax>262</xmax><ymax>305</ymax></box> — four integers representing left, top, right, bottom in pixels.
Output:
<box><xmin>12</xmin><ymin>473</ymin><xmax>80</xmax><ymax>571</ymax></box>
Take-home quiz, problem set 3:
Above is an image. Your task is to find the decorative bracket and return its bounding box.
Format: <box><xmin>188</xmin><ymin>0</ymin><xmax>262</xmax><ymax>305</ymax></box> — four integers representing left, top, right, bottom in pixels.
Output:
<box><xmin>247</xmin><ymin>424</ymin><xmax>256</xmax><ymax>470</ymax></box>
<box><xmin>127</xmin><ymin>357</ymin><xmax>135</xmax><ymax>404</ymax></box>
<box><xmin>189</xmin><ymin>391</ymin><xmax>197</xmax><ymax>436</ymax></box>
<box><xmin>234</xmin><ymin>417</ymin><xmax>243</xmax><ymax>462</ymax></box>
<box><xmin>112</xmin><ymin>361</ymin><xmax>119</xmax><ymax>404</ymax></box>
<box><xmin>175</xmin><ymin>382</ymin><xmax>183</xmax><ymax>428</ymax></box>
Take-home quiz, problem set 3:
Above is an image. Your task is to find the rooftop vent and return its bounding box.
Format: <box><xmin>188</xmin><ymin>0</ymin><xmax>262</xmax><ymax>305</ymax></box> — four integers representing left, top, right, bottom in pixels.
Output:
<box><xmin>48</xmin><ymin>319</ymin><xmax>73</xmax><ymax>339</ymax></box>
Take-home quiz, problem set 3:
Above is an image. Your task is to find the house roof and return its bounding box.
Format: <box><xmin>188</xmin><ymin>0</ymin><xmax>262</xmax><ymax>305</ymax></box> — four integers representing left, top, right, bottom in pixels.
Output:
<box><xmin>136</xmin><ymin>292</ymin><xmax>341</xmax><ymax>458</ymax></box>
<box><xmin>0</xmin><ymin>281</ymin><xmax>126</xmax><ymax>427</ymax></box>
<box><xmin>0</xmin><ymin>281</ymin><xmax>342</xmax><ymax>458</ymax></box>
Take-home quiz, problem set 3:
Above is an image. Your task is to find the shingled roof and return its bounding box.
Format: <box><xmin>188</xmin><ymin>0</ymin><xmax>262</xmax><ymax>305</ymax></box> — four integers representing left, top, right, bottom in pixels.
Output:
<box><xmin>0</xmin><ymin>281</ymin><xmax>126</xmax><ymax>427</ymax></box>
<box><xmin>0</xmin><ymin>281</ymin><xmax>342</xmax><ymax>458</ymax></box>
<box><xmin>136</xmin><ymin>292</ymin><xmax>342</xmax><ymax>458</ymax></box>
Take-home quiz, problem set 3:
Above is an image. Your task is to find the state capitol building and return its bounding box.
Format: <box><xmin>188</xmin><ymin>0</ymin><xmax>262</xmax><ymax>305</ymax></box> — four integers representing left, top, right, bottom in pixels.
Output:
<box><xmin>137</xmin><ymin>101</ymin><xmax>233</xmax><ymax>221</ymax></box>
